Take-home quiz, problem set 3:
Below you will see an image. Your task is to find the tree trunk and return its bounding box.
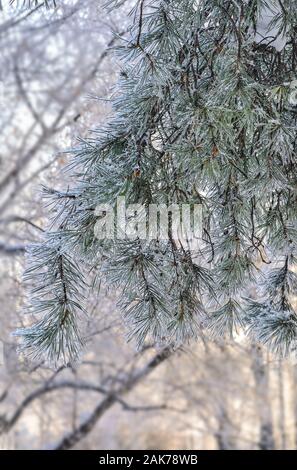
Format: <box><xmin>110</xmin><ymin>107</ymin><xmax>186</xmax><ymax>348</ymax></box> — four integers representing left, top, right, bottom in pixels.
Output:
<box><xmin>251</xmin><ymin>345</ymin><xmax>275</xmax><ymax>450</ymax></box>
<box><xmin>215</xmin><ymin>406</ymin><xmax>236</xmax><ymax>450</ymax></box>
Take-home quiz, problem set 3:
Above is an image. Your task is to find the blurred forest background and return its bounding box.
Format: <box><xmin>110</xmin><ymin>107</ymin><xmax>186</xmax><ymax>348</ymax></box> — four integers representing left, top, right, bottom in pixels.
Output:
<box><xmin>0</xmin><ymin>0</ymin><xmax>297</xmax><ymax>450</ymax></box>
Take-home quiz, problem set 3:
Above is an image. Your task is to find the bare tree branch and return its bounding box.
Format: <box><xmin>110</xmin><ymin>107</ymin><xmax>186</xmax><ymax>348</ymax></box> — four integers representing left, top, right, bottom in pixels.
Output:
<box><xmin>0</xmin><ymin>348</ymin><xmax>173</xmax><ymax>441</ymax></box>
<box><xmin>55</xmin><ymin>348</ymin><xmax>172</xmax><ymax>450</ymax></box>
<box><xmin>0</xmin><ymin>242</ymin><xmax>26</xmax><ymax>255</ymax></box>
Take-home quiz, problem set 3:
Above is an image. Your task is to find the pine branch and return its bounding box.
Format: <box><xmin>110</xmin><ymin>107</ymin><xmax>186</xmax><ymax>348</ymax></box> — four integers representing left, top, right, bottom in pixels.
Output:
<box><xmin>17</xmin><ymin>0</ymin><xmax>297</xmax><ymax>362</ymax></box>
<box><xmin>15</xmin><ymin>237</ymin><xmax>87</xmax><ymax>364</ymax></box>
<box><xmin>9</xmin><ymin>0</ymin><xmax>57</xmax><ymax>9</ymax></box>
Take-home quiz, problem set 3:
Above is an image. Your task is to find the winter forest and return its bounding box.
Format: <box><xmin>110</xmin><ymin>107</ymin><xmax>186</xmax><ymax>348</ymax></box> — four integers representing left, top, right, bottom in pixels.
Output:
<box><xmin>1</xmin><ymin>0</ymin><xmax>297</xmax><ymax>452</ymax></box>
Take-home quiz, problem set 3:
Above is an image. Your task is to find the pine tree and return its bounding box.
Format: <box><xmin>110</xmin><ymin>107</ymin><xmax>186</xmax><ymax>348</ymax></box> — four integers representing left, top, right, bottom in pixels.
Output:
<box><xmin>17</xmin><ymin>0</ymin><xmax>297</xmax><ymax>364</ymax></box>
